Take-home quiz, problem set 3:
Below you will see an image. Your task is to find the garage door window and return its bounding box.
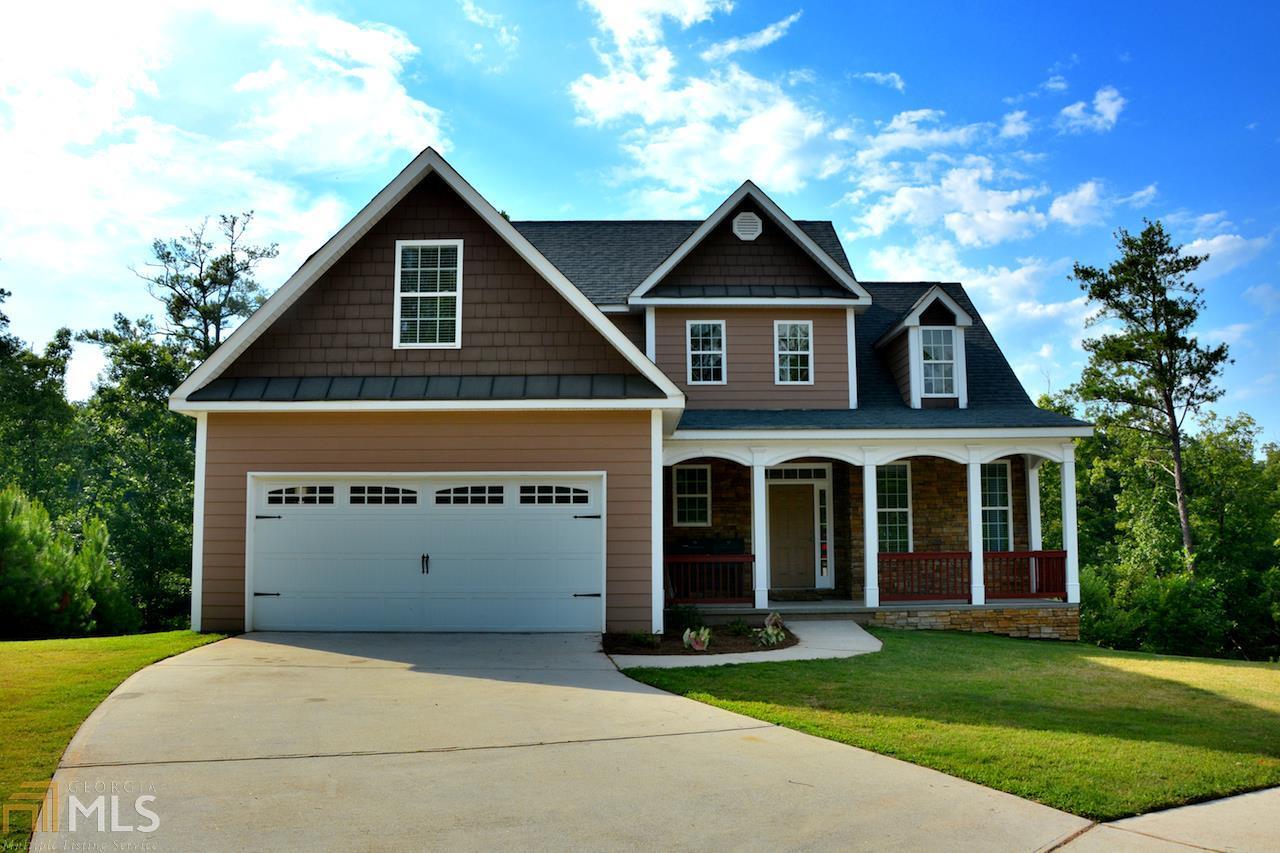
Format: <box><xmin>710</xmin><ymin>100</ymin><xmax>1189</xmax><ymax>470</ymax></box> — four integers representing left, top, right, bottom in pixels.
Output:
<box><xmin>266</xmin><ymin>485</ymin><xmax>334</xmax><ymax>505</ymax></box>
<box><xmin>435</xmin><ymin>485</ymin><xmax>505</xmax><ymax>505</ymax></box>
<box><xmin>519</xmin><ymin>485</ymin><xmax>589</xmax><ymax>505</ymax></box>
<box><xmin>350</xmin><ymin>485</ymin><xmax>418</xmax><ymax>505</ymax></box>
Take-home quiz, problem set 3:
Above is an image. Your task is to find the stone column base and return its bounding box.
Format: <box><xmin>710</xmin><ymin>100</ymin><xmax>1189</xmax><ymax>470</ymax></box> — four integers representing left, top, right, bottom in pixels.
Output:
<box><xmin>871</xmin><ymin>605</ymin><xmax>1080</xmax><ymax>641</ymax></box>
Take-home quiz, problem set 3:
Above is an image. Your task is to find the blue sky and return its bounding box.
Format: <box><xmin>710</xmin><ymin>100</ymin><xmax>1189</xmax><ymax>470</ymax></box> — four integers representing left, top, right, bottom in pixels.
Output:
<box><xmin>2</xmin><ymin>1</ymin><xmax>1277</xmax><ymax>437</ymax></box>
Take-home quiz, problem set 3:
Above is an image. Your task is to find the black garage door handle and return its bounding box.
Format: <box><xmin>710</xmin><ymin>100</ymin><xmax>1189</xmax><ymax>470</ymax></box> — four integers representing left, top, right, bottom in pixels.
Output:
<box><xmin>421</xmin><ymin>553</ymin><xmax>430</xmax><ymax>574</ymax></box>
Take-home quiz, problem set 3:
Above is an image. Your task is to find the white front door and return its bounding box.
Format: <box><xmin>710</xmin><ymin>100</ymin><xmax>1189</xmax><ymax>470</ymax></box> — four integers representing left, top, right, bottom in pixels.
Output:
<box><xmin>249</xmin><ymin>475</ymin><xmax>604</xmax><ymax>632</ymax></box>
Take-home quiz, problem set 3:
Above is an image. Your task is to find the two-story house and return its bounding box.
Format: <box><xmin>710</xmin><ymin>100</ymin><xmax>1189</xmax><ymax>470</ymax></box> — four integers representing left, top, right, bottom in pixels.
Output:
<box><xmin>170</xmin><ymin>148</ymin><xmax>1090</xmax><ymax>639</ymax></box>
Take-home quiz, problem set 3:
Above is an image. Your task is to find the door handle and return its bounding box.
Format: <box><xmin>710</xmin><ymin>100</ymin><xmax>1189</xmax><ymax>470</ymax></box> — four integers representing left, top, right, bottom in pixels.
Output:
<box><xmin>421</xmin><ymin>553</ymin><xmax>430</xmax><ymax>574</ymax></box>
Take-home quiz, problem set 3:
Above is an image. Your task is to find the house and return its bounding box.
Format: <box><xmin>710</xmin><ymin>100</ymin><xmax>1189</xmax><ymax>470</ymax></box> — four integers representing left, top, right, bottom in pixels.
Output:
<box><xmin>170</xmin><ymin>148</ymin><xmax>1091</xmax><ymax>639</ymax></box>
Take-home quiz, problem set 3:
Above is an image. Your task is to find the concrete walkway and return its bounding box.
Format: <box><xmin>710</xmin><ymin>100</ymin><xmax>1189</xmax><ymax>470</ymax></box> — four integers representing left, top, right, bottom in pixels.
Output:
<box><xmin>35</xmin><ymin>632</ymin><xmax>1087</xmax><ymax>851</ymax></box>
<box><xmin>609</xmin><ymin>619</ymin><xmax>882</xmax><ymax>668</ymax></box>
<box><xmin>1062</xmin><ymin>787</ymin><xmax>1280</xmax><ymax>851</ymax></box>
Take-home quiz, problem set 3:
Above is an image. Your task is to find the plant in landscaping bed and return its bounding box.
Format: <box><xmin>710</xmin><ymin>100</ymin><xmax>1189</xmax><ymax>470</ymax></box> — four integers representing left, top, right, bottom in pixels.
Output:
<box><xmin>754</xmin><ymin>612</ymin><xmax>787</xmax><ymax>646</ymax></box>
<box><xmin>664</xmin><ymin>604</ymin><xmax>704</xmax><ymax>634</ymax></box>
<box><xmin>682</xmin><ymin>626</ymin><xmax>711</xmax><ymax>651</ymax></box>
<box><xmin>724</xmin><ymin>618</ymin><xmax>754</xmax><ymax>637</ymax></box>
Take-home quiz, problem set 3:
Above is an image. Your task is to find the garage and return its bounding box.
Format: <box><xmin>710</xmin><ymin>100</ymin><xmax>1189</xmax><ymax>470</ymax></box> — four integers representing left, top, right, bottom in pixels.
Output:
<box><xmin>247</xmin><ymin>474</ymin><xmax>605</xmax><ymax>632</ymax></box>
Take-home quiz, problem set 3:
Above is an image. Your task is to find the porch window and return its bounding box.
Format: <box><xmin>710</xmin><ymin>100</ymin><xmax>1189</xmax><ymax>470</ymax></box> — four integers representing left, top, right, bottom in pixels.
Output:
<box><xmin>876</xmin><ymin>464</ymin><xmax>912</xmax><ymax>552</ymax></box>
<box><xmin>920</xmin><ymin>327</ymin><xmax>955</xmax><ymax>396</ymax></box>
<box><xmin>672</xmin><ymin>465</ymin><xmax>711</xmax><ymax>527</ymax></box>
<box><xmin>395</xmin><ymin>240</ymin><xmax>462</xmax><ymax>348</ymax></box>
<box><xmin>686</xmin><ymin>320</ymin><xmax>726</xmax><ymax>384</ymax></box>
<box><xmin>774</xmin><ymin>321</ymin><xmax>813</xmax><ymax>384</ymax></box>
<box><xmin>980</xmin><ymin>462</ymin><xmax>1012</xmax><ymax>551</ymax></box>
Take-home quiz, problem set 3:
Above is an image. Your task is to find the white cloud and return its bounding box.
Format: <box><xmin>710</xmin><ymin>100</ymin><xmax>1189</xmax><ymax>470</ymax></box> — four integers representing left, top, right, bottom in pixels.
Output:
<box><xmin>1202</xmin><ymin>322</ymin><xmax>1253</xmax><ymax>347</ymax></box>
<box><xmin>1243</xmin><ymin>283</ymin><xmax>1278</xmax><ymax>313</ymax></box>
<box><xmin>460</xmin><ymin>0</ymin><xmax>520</xmax><ymax>72</ymax></box>
<box><xmin>854</xmin><ymin>109</ymin><xmax>986</xmax><ymax>165</ymax></box>
<box><xmin>1049</xmin><ymin>180</ymin><xmax>1105</xmax><ymax>226</ymax></box>
<box><xmin>853</xmin><ymin>157</ymin><xmax>1048</xmax><ymax>247</ymax></box>
<box><xmin>1003</xmin><ymin>73</ymin><xmax>1070</xmax><ymax>105</ymax></box>
<box><xmin>700</xmin><ymin>10</ymin><xmax>802</xmax><ymax>62</ymax></box>
<box><xmin>1056</xmin><ymin>85</ymin><xmax>1125</xmax><ymax>133</ymax></box>
<box><xmin>1118</xmin><ymin>182</ymin><xmax>1158</xmax><ymax>208</ymax></box>
<box><xmin>849</xmin><ymin>71</ymin><xmax>906</xmax><ymax>93</ymax></box>
<box><xmin>1000</xmin><ymin>110</ymin><xmax>1031</xmax><ymax>139</ymax></box>
<box><xmin>0</xmin><ymin>1</ymin><xmax>445</xmax><ymax>399</ymax></box>
<box><xmin>571</xmin><ymin>0</ymin><xmax>836</xmax><ymax>213</ymax></box>
<box><xmin>1186</xmin><ymin>233</ymin><xmax>1271</xmax><ymax>280</ymax></box>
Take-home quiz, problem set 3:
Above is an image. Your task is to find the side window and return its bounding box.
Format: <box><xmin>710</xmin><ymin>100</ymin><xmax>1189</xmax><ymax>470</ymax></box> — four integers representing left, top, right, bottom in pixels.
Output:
<box><xmin>672</xmin><ymin>465</ymin><xmax>711</xmax><ymax>527</ymax></box>
<box><xmin>395</xmin><ymin>240</ymin><xmax>462</xmax><ymax>348</ymax></box>
<box><xmin>266</xmin><ymin>485</ymin><xmax>335</xmax><ymax>506</ymax></box>
<box><xmin>980</xmin><ymin>462</ymin><xmax>1012</xmax><ymax>551</ymax></box>
<box><xmin>876</xmin><ymin>465</ymin><xmax>911</xmax><ymax>552</ymax></box>
<box><xmin>774</xmin><ymin>321</ymin><xmax>813</xmax><ymax>384</ymax></box>
<box><xmin>686</xmin><ymin>320</ymin><xmax>726</xmax><ymax>384</ymax></box>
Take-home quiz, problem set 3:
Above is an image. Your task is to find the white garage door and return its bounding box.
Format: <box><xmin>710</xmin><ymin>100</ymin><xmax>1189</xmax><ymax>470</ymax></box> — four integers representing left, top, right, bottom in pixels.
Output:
<box><xmin>248</xmin><ymin>475</ymin><xmax>604</xmax><ymax>632</ymax></box>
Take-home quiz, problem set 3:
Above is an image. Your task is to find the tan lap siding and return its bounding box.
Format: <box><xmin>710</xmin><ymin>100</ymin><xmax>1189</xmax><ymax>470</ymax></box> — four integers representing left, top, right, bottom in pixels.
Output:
<box><xmin>202</xmin><ymin>411</ymin><xmax>652</xmax><ymax>633</ymax></box>
<box><xmin>654</xmin><ymin>307</ymin><xmax>849</xmax><ymax>408</ymax></box>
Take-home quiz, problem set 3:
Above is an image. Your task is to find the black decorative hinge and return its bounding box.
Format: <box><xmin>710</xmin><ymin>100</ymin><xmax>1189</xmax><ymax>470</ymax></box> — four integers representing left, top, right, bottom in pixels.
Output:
<box><xmin>573</xmin><ymin>514</ymin><xmax>601</xmax><ymax>519</ymax></box>
<box><xmin>255</xmin><ymin>514</ymin><xmax>283</xmax><ymax>520</ymax></box>
<box><xmin>253</xmin><ymin>592</ymin><xmax>281</xmax><ymax>597</ymax></box>
<box><xmin>573</xmin><ymin>593</ymin><xmax>602</xmax><ymax>598</ymax></box>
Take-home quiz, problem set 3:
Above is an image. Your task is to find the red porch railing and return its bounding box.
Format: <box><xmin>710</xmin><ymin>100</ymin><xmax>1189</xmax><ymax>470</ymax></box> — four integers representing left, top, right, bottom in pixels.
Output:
<box><xmin>878</xmin><ymin>550</ymin><xmax>1068</xmax><ymax>602</ymax></box>
<box><xmin>985</xmin><ymin>550</ymin><xmax>1067</xmax><ymax>599</ymax></box>
<box><xmin>664</xmin><ymin>554</ymin><xmax>754</xmax><ymax>604</ymax></box>
<box><xmin>878</xmin><ymin>552</ymin><xmax>972</xmax><ymax>601</ymax></box>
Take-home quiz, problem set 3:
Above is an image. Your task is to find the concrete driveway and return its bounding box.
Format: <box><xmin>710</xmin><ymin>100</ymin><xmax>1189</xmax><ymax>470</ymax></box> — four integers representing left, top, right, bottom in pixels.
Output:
<box><xmin>36</xmin><ymin>633</ymin><xmax>1087</xmax><ymax>851</ymax></box>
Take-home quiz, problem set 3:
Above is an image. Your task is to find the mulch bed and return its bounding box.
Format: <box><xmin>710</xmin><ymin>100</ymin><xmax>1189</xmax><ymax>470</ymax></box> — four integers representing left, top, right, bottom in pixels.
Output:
<box><xmin>602</xmin><ymin>627</ymin><xmax>800</xmax><ymax>656</ymax></box>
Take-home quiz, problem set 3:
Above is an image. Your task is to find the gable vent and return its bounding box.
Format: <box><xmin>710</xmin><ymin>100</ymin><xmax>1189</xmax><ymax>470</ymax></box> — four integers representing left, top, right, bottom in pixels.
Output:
<box><xmin>732</xmin><ymin>211</ymin><xmax>763</xmax><ymax>241</ymax></box>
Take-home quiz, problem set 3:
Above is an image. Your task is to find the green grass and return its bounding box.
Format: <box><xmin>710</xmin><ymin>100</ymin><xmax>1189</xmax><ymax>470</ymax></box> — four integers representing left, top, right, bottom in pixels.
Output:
<box><xmin>625</xmin><ymin>629</ymin><xmax>1280</xmax><ymax>820</ymax></box>
<box><xmin>0</xmin><ymin>631</ymin><xmax>222</xmax><ymax>850</ymax></box>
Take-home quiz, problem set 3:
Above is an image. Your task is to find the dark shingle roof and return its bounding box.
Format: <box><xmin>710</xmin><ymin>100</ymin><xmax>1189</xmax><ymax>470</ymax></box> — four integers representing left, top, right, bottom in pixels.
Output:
<box><xmin>188</xmin><ymin>374</ymin><xmax>664</xmax><ymax>402</ymax></box>
<box><xmin>677</xmin><ymin>406</ymin><xmax>1088</xmax><ymax>431</ymax></box>
<box><xmin>513</xmin><ymin>220</ymin><xmax>854</xmax><ymax>305</ymax></box>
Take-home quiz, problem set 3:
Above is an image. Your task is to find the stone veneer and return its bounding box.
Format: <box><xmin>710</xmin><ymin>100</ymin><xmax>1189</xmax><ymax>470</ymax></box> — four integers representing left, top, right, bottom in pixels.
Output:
<box><xmin>871</xmin><ymin>605</ymin><xmax>1079</xmax><ymax>641</ymax></box>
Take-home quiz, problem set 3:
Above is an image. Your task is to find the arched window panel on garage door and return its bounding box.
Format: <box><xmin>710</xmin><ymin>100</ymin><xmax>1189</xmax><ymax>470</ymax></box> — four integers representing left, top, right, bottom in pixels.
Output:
<box><xmin>266</xmin><ymin>485</ymin><xmax>335</xmax><ymax>506</ymax></box>
<box><xmin>519</xmin><ymin>484</ymin><xmax>589</xmax><ymax>505</ymax></box>
<box><xmin>434</xmin><ymin>485</ymin><xmax>505</xmax><ymax>505</ymax></box>
<box><xmin>350</xmin><ymin>485</ymin><xmax>419</xmax><ymax>505</ymax></box>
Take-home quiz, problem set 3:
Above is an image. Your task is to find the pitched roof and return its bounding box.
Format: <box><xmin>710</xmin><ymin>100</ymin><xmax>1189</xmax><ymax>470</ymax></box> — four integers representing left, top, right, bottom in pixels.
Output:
<box><xmin>513</xmin><ymin>219</ymin><xmax>856</xmax><ymax>305</ymax></box>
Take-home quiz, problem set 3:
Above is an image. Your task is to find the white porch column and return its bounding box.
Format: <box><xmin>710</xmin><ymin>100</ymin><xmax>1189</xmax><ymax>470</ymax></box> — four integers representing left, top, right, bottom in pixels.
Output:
<box><xmin>1061</xmin><ymin>444</ymin><xmax>1081</xmax><ymax>604</ymax></box>
<box><xmin>650</xmin><ymin>410</ymin><xmax>664</xmax><ymax>633</ymax></box>
<box><xmin>862</xmin><ymin>459</ymin><xmax>879</xmax><ymax>607</ymax></box>
<box><xmin>966</xmin><ymin>448</ymin><xmax>986</xmax><ymax>605</ymax></box>
<box><xmin>751</xmin><ymin>452</ymin><xmax>770</xmax><ymax>609</ymax></box>
<box><xmin>1026</xmin><ymin>457</ymin><xmax>1043</xmax><ymax>551</ymax></box>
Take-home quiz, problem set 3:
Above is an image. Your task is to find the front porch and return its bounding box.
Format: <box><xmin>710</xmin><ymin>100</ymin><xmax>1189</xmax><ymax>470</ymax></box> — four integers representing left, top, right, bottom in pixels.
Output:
<box><xmin>659</xmin><ymin>440</ymin><xmax>1081</xmax><ymax>618</ymax></box>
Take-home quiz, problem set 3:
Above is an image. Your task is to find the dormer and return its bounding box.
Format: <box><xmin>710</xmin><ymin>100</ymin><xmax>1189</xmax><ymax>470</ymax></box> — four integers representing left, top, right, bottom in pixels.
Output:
<box><xmin>874</xmin><ymin>285</ymin><xmax>973</xmax><ymax>409</ymax></box>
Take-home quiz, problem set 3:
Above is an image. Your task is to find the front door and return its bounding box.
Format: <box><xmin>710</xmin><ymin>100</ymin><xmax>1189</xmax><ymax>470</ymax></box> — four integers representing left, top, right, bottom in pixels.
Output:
<box><xmin>769</xmin><ymin>484</ymin><xmax>815</xmax><ymax>589</ymax></box>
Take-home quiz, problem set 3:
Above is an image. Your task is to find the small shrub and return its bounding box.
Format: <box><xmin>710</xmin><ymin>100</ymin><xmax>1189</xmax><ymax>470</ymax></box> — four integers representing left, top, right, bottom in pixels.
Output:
<box><xmin>724</xmin><ymin>618</ymin><xmax>754</xmax><ymax>637</ymax></box>
<box><xmin>754</xmin><ymin>611</ymin><xmax>787</xmax><ymax>646</ymax></box>
<box><xmin>682</xmin><ymin>626</ymin><xmax>711</xmax><ymax>651</ymax></box>
<box><xmin>627</xmin><ymin>631</ymin><xmax>661</xmax><ymax>649</ymax></box>
<box><xmin>665</xmin><ymin>604</ymin><xmax>704</xmax><ymax>634</ymax></box>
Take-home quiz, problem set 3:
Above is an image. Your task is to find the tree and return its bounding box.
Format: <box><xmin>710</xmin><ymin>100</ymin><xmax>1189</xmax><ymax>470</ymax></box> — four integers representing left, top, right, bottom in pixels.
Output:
<box><xmin>1072</xmin><ymin>220</ymin><xmax>1230</xmax><ymax>564</ymax></box>
<box><xmin>136</xmin><ymin>212</ymin><xmax>278</xmax><ymax>360</ymax></box>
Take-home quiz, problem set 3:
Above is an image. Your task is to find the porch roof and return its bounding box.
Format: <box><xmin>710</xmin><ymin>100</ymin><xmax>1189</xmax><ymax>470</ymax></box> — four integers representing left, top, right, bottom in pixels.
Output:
<box><xmin>676</xmin><ymin>405</ymin><xmax>1088</xmax><ymax>431</ymax></box>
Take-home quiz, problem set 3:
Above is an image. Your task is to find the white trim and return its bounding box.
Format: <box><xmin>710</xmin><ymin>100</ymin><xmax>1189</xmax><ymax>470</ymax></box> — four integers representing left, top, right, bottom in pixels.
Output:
<box><xmin>876</xmin><ymin>284</ymin><xmax>974</xmax><ymax>346</ymax></box>
<box><xmin>1061</xmin><ymin>444</ymin><xmax>1081</xmax><ymax>604</ymax></box>
<box><xmin>189</xmin><ymin>412</ymin><xmax>207</xmax><ymax>632</ymax></box>
<box><xmin>171</xmin><ymin>148</ymin><xmax>683</xmax><ymax>406</ymax></box>
<box><xmin>1026</xmin><ymin>458</ymin><xmax>1043</xmax><ymax>552</ymax></box>
<box><xmin>846</xmin><ymin>308</ymin><xmax>858</xmax><ymax>409</ymax></box>
<box><xmin>173</xmin><ymin>398</ymin><xmax>682</xmax><ymax>414</ymax></box>
<box><xmin>243</xmin><ymin>469</ymin><xmax>608</xmax><ymax>633</ymax></box>
<box><xmin>773</xmin><ymin>320</ymin><xmax>814</xmax><ymax>386</ymax></box>
<box><xmin>685</xmin><ymin>319</ymin><xmax>727</xmax><ymax>385</ymax></box>
<box><xmin>393</xmin><ymin>239</ymin><xmax>463</xmax><ymax>350</ymax></box>
<box><xmin>599</xmin><ymin>304</ymin><xmax>631</xmax><ymax>313</ymax></box>
<box><xmin>644</xmin><ymin>306</ymin><xmax>656</xmax><ymax>361</ymax></box>
<box><xmin>862</xmin><ymin>458</ymin><xmax>879</xmax><ymax>607</ymax></box>
<box><xmin>650</xmin><ymin>411</ymin><xmax>664</xmax><ymax>633</ymax></box>
<box><xmin>979</xmin><ymin>459</ymin><xmax>1012</xmax><ymax>552</ymax></box>
<box><xmin>966</xmin><ymin>449</ymin><xmax>986</xmax><ymax>605</ymax></box>
<box><xmin>631</xmin><ymin>297</ymin><xmax>870</xmax><ymax>308</ymax></box>
<box><xmin>671</xmin><ymin>463</ymin><xmax>712</xmax><ymax>527</ymax></box>
<box><xmin>672</xmin><ymin>426</ymin><xmax>1093</xmax><ymax>442</ymax></box>
<box><xmin>628</xmin><ymin>181</ymin><xmax>871</xmax><ymax>303</ymax></box>
<box><xmin>874</xmin><ymin>461</ymin><xmax>913</xmax><ymax>553</ymax></box>
<box><xmin>907</xmin><ymin>327</ymin><xmax>923</xmax><ymax>408</ymax></box>
<box><xmin>919</xmin><ymin>326</ymin><xmax>958</xmax><ymax>399</ymax></box>
<box><xmin>750</xmin><ymin>456</ymin><xmax>770</xmax><ymax>608</ymax></box>
<box><xmin>765</xmin><ymin>462</ymin><xmax>834</xmax><ymax>589</ymax></box>
<box><xmin>955</xmin><ymin>327</ymin><xmax>968</xmax><ymax>409</ymax></box>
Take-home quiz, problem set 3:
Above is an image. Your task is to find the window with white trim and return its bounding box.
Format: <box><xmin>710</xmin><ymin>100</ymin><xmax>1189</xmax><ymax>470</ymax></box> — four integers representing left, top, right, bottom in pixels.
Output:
<box><xmin>920</xmin><ymin>327</ymin><xmax>955</xmax><ymax>396</ymax></box>
<box><xmin>395</xmin><ymin>240</ymin><xmax>462</xmax><ymax>348</ymax></box>
<box><xmin>876</xmin><ymin>464</ymin><xmax>911</xmax><ymax>552</ymax></box>
<box><xmin>672</xmin><ymin>465</ymin><xmax>711</xmax><ymax>526</ymax></box>
<box><xmin>774</xmin><ymin>321</ymin><xmax>812</xmax><ymax>384</ymax></box>
<box><xmin>351</xmin><ymin>485</ymin><xmax>418</xmax><ymax>505</ymax></box>
<box><xmin>266</xmin><ymin>485</ymin><xmax>335</xmax><ymax>505</ymax></box>
<box><xmin>686</xmin><ymin>321</ymin><xmax>725</xmax><ymax>384</ymax></box>
<box><xmin>980</xmin><ymin>462</ymin><xmax>1012</xmax><ymax>552</ymax></box>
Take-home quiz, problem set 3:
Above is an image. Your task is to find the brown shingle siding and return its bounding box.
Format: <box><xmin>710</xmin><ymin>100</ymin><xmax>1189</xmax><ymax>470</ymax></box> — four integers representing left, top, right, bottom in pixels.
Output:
<box><xmin>223</xmin><ymin>173</ymin><xmax>636</xmax><ymax>380</ymax></box>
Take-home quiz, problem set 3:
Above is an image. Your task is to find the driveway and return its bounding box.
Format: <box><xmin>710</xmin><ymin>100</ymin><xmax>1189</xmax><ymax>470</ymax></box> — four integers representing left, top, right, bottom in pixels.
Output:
<box><xmin>36</xmin><ymin>633</ymin><xmax>1087</xmax><ymax>851</ymax></box>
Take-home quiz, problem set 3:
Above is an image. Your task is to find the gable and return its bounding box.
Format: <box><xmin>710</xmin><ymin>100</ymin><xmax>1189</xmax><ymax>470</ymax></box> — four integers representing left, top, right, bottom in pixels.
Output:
<box><xmin>220</xmin><ymin>172</ymin><xmax>638</xmax><ymax>381</ymax></box>
<box><xmin>919</xmin><ymin>300</ymin><xmax>958</xmax><ymax>326</ymax></box>
<box><xmin>647</xmin><ymin>199</ymin><xmax>853</xmax><ymax>299</ymax></box>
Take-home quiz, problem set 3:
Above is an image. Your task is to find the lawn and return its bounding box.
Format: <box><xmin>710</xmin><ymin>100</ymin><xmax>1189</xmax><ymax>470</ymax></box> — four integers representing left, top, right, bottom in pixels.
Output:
<box><xmin>625</xmin><ymin>628</ymin><xmax>1280</xmax><ymax>820</ymax></box>
<box><xmin>0</xmin><ymin>631</ymin><xmax>222</xmax><ymax>851</ymax></box>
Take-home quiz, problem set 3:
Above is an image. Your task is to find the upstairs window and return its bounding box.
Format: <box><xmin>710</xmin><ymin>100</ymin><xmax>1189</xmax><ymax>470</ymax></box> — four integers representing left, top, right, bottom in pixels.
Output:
<box><xmin>686</xmin><ymin>321</ymin><xmax>726</xmax><ymax>384</ymax></box>
<box><xmin>395</xmin><ymin>240</ymin><xmax>462</xmax><ymax>348</ymax></box>
<box><xmin>774</xmin><ymin>321</ymin><xmax>813</xmax><ymax>385</ymax></box>
<box><xmin>920</xmin><ymin>328</ymin><xmax>955</xmax><ymax>396</ymax></box>
<box><xmin>672</xmin><ymin>465</ymin><xmax>711</xmax><ymax>527</ymax></box>
<box><xmin>876</xmin><ymin>464</ymin><xmax>912</xmax><ymax>552</ymax></box>
<box><xmin>980</xmin><ymin>462</ymin><xmax>1012</xmax><ymax>552</ymax></box>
